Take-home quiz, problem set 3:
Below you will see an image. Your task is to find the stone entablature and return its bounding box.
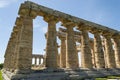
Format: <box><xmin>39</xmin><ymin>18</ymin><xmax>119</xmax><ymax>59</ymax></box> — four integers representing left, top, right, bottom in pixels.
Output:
<box><xmin>19</xmin><ymin>1</ymin><xmax>120</xmax><ymax>35</ymax></box>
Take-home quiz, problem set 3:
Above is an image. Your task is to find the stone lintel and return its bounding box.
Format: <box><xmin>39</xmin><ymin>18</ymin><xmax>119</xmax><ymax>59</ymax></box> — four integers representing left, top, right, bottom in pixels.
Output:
<box><xmin>32</xmin><ymin>54</ymin><xmax>44</xmax><ymax>58</ymax></box>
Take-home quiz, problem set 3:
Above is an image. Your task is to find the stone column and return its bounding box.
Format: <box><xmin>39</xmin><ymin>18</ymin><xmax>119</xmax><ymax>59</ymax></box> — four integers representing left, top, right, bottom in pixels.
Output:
<box><xmin>14</xmin><ymin>19</ymin><xmax>23</xmax><ymax>70</ymax></box>
<box><xmin>6</xmin><ymin>33</ymin><xmax>16</xmax><ymax>71</ymax></box>
<box><xmin>81</xmin><ymin>30</ymin><xmax>93</xmax><ymax>68</ymax></box>
<box><xmin>59</xmin><ymin>37</ymin><xmax>66</xmax><ymax>68</ymax></box>
<box><xmin>90</xmin><ymin>40</ymin><xmax>96</xmax><ymax>68</ymax></box>
<box><xmin>39</xmin><ymin>58</ymin><xmax>41</xmax><ymax>65</ymax></box>
<box><xmin>94</xmin><ymin>33</ymin><xmax>105</xmax><ymax>68</ymax></box>
<box><xmin>10</xmin><ymin>32</ymin><xmax>18</xmax><ymax>71</ymax></box>
<box><xmin>104</xmin><ymin>35</ymin><xmax>116</xmax><ymax>68</ymax></box>
<box><xmin>113</xmin><ymin>36</ymin><xmax>120</xmax><ymax>68</ymax></box>
<box><xmin>35</xmin><ymin>57</ymin><xmax>37</xmax><ymax>65</ymax></box>
<box><xmin>3</xmin><ymin>39</ymin><xmax>13</xmax><ymax>70</ymax></box>
<box><xmin>44</xmin><ymin>16</ymin><xmax>58</xmax><ymax>68</ymax></box>
<box><xmin>15</xmin><ymin>16</ymin><xmax>33</xmax><ymax>73</ymax></box>
<box><xmin>102</xmin><ymin>39</ymin><xmax>108</xmax><ymax>68</ymax></box>
<box><xmin>58</xmin><ymin>54</ymin><xmax>60</xmax><ymax>67</ymax></box>
<box><xmin>66</xmin><ymin>25</ymin><xmax>79</xmax><ymax>68</ymax></box>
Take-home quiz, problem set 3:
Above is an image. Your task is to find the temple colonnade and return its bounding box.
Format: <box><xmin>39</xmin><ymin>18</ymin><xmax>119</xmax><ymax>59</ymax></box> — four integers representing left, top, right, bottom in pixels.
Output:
<box><xmin>3</xmin><ymin>1</ymin><xmax>120</xmax><ymax>74</ymax></box>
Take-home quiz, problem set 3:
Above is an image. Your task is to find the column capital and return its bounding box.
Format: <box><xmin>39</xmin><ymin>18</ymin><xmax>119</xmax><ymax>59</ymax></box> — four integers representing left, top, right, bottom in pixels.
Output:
<box><xmin>19</xmin><ymin>6</ymin><xmax>37</xmax><ymax>19</ymax></box>
<box><xmin>90</xmin><ymin>28</ymin><xmax>102</xmax><ymax>35</ymax></box>
<box><xmin>77</xmin><ymin>23</ymin><xmax>91</xmax><ymax>31</ymax></box>
<box><xmin>61</xmin><ymin>21</ymin><xmax>75</xmax><ymax>28</ymax></box>
<box><xmin>102</xmin><ymin>31</ymin><xmax>113</xmax><ymax>37</ymax></box>
<box><xmin>58</xmin><ymin>36</ymin><xmax>66</xmax><ymax>41</ymax></box>
<box><xmin>112</xmin><ymin>33</ymin><xmax>120</xmax><ymax>39</ymax></box>
<box><xmin>43</xmin><ymin>15</ymin><xmax>58</xmax><ymax>23</ymax></box>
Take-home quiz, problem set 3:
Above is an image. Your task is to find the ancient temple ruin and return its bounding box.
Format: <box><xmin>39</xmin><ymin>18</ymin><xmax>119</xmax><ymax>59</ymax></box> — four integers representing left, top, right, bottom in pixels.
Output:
<box><xmin>2</xmin><ymin>1</ymin><xmax>120</xmax><ymax>80</ymax></box>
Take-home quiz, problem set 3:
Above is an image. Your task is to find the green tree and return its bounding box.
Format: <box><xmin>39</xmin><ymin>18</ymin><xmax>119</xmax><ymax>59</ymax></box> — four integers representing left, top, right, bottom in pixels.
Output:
<box><xmin>0</xmin><ymin>63</ymin><xmax>3</xmax><ymax>70</ymax></box>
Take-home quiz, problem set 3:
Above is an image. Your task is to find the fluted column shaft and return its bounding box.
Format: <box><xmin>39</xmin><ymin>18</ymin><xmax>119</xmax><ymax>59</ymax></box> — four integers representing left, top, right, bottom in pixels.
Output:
<box><xmin>81</xmin><ymin>30</ymin><xmax>93</xmax><ymax>68</ymax></box>
<box><xmin>3</xmin><ymin>39</ymin><xmax>13</xmax><ymax>70</ymax></box>
<box><xmin>45</xmin><ymin>17</ymin><xmax>58</xmax><ymax>68</ymax></box>
<box><xmin>10</xmin><ymin>33</ymin><xmax>18</xmax><ymax>71</ymax></box>
<box><xmin>66</xmin><ymin>26</ymin><xmax>79</xmax><ymax>68</ymax></box>
<box><xmin>15</xmin><ymin>16</ymin><xmax>33</xmax><ymax>73</ymax></box>
<box><xmin>113</xmin><ymin>36</ymin><xmax>120</xmax><ymax>68</ymax></box>
<box><xmin>14</xmin><ymin>26</ymin><xmax>21</xmax><ymax>70</ymax></box>
<box><xmin>94</xmin><ymin>33</ymin><xmax>105</xmax><ymax>68</ymax></box>
<box><xmin>39</xmin><ymin>58</ymin><xmax>41</xmax><ymax>65</ymax></box>
<box><xmin>35</xmin><ymin>57</ymin><xmax>37</xmax><ymax>65</ymax></box>
<box><xmin>90</xmin><ymin>41</ymin><xmax>96</xmax><ymax>68</ymax></box>
<box><xmin>104</xmin><ymin>36</ymin><xmax>116</xmax><ymax>68</ymax></box>
<box><xmin>60</xmin><ymin>37</ymin><xmax>66</xmax><ymax>68</ymax></box>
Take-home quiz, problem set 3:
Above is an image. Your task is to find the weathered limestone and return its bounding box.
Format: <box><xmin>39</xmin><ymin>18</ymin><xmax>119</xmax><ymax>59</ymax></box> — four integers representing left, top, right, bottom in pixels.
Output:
<box><xmin>59</xmin><ymin>37</ymin><xmax>66</xmax><ymax>68</ymax></box>
<box><xmin>3</xmin><ymin>38</ymin><xmax>13</xmax><ymax>70</ymax></box>
<box><xmin>15</xmin><ymin>16</ymin><xmax>33</xmax><ymax>73</ymax></box>
<box><xmin>3</xmin><ymin>1</ymin><xmax>120</xmax><ymax>80</ymax></box>
<box><xmin>113</xmin><ymin>35</ymin><xmax>120</xmax><ymax>68</ymax></box>
<box><xmin>64</xmin><ymin>24</ymin><xmax>79</xmax><ymax>68</ymax></box>
<box><xmin>80</xmin><ymin>29</ymin><xmax>93</xmax><ymax>68</ymax></box>
<box><xmin>93</xmin><ymin>32</ymin><xmax>105</xmax><ymax>68</ymax></box>
<box><xmin>89</xmin><ymin>40</ymin><xmax>96</xmax><ymax>68</ymax></box>
<box><xmin>10</xmin><ymin>32</ymin><xmax>17</xmax><ymax>71</ymax></box>
<box><xmin>44</xmin><ymin>16</ymin><xmax>58</xmax><ymax>68</ymax></box>
<box><xmin>104</xmin><ymin>35</ymin><xmax>116</xmax><ymax>68</ymax></box>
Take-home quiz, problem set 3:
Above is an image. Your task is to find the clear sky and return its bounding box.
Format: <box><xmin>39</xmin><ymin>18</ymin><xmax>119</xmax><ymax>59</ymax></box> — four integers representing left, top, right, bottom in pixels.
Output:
<box><xmin>0</xmin><ymin>0</ymin><xmax>120</xmax><ymax>63</ymax></box>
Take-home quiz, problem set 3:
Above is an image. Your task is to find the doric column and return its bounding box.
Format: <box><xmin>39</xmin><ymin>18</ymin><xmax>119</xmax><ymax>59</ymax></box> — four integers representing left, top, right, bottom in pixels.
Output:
<box><xmin>15</xmin><ymin>16</ymin><xmax>33</xmax><ymax>73</ymax></box>
<box><xmin>7</xmin><ymin>33</ymin><xmax>16</xmax><ymax>71</ymax></box>
<box><xmin>14</xmin><ymin>19</ymin><xmax>23</xmax><ymax>71</ymax></box>
<box><xmin>93</xmin><ymin>33</ymin><xmax>105</xmax><ymax>68</ymax></box>
<box><xmin>59</xmin><ymin>37</ymin><xmax>66</xmax><ymax>68</ymax></box>
<box><xmin>80</xmin><ymin>30</ymin><xmax>93</xmax><ymax>68</ymax></box>
<box><xmin>102</xmin><ymin>39</ymin><xmax>108</xmax><ymax>68</ymax></box>
<box><xmin>35</xmin><ymin>57</ymin><xmax>37</xmax><ymax>65</ymax></box>
<box><xmin>89</xmin><ymin>40</ymin><xmax>96</xmax><ymax>68</ymax></box>
<box><xmin>10</xmin><ymin>32</ymin><xmax>18</xmax><ymax>71</ymax></box>
<box><xmin>104</xmin><ymin>35</ymin><xmax>116</xmax><ymax>68</ymax></box>
<box><xmin>113</xmin><ymin>36</ymin><xmax>120</xmax><ymax>68</ymax></box>
<box><xmin>44</xmin><ymin>16</ymin><xmax>58</xmax><ymax>68</ymax></box>
<box><xmin>58</xmin><ymin>54</ymin><xmax>60</xmax><ymax>67</ymax></box>
<box><xmin>65</xmin><ymin>24</ymin><xmax>79</xmax><ymax>68</ymax></box>
<box><xmin>3</xmin><ymin>38</ymin><xmax>13</xmax><ymax>70</ymax></box>
<box><xmin>39</xmin><ymin>58</ymin><xmax>41</xmax><ymax>65</ymax></box>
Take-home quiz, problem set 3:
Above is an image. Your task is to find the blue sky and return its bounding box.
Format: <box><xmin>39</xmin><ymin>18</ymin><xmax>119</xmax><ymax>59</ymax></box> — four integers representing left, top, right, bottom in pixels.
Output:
<box><xmin>0</xmin><ymin>0</ymin><xmax>120</xmax><ymax>63</ymax></box>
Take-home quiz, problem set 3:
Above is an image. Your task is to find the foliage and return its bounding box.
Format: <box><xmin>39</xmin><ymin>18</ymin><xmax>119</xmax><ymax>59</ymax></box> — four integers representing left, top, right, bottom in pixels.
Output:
<box><xmin>0</xmin><ymin>64</ymin><xmax>3</xmax><ymax>70</ymax></box>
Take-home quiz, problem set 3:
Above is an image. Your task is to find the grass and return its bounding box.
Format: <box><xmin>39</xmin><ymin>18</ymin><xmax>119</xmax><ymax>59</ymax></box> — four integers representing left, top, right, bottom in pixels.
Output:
<box><xmin>95</xmin><ymin>78</ymin><xmax>107</xmax><ymax>80</ymax></box>
<box><xmin>0</xmin><ymin>70</ymin><xmax>3</xmax><ymax>80</ymax></box>
<box><xmin>95</xmin><ymin>75</ymin><xmax>120</xmax><ymax>80</ymax></box>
